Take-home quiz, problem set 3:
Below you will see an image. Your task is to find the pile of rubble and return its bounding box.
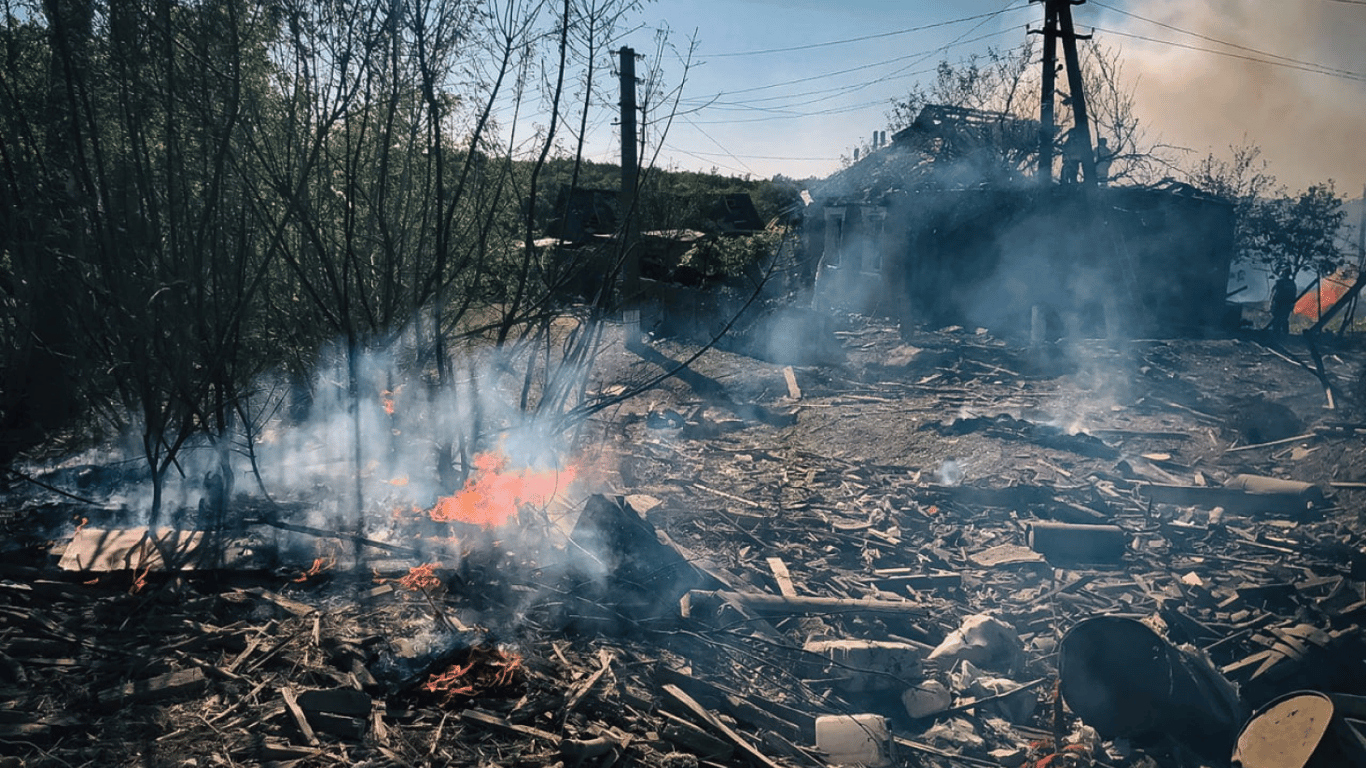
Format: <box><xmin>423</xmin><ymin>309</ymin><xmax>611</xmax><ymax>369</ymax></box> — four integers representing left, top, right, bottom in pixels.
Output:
<box><xmin>2</xmin><ymin>324</ymin><xmax>1365</xmax><ymax>768</ymax></box>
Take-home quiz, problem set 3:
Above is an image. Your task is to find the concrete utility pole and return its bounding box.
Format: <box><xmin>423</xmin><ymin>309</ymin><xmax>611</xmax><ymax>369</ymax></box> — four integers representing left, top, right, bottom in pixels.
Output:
<box><xmin>1031</xmin><ymin>0</ymin><xmax>1096</xmax><ymax>187</ymax></box>
<box><xmin>618</xmin><ymin>47</ymin><xmax>640</xmax><ymax>305</ymax></box>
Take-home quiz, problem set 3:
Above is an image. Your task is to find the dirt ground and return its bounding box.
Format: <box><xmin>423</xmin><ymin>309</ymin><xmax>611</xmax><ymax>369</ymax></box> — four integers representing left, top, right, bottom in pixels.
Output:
<box><xmin>2</xmin><ymin>315</ymin><xmax>1365</xmax><ymax>767</ymax></box>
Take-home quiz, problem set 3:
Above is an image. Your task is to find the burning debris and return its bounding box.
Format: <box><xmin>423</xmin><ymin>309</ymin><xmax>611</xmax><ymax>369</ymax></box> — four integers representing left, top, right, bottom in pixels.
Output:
<box><xmin>1</xmin><ymin>324</ymin><xmax>1365</xmax><ymax>768</ymax></box>
<box><xmin>427</xmin><ymin>451</ymin><xmax>578</xmax><ymax>529</ymax></box>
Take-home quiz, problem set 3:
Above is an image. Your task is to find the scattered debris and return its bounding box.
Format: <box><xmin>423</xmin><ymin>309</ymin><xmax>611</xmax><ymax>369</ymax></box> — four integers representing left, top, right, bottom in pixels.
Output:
<box><xmin>2</xmin><ymin>327</ymin><xmax>1365</xmax><ymax>767</ymax></box>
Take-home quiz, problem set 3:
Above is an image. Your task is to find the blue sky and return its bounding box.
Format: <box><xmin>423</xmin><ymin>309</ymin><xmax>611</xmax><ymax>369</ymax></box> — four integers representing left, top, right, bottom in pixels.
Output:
<box><xmin>596</xmin><ymin>0</ymin><xmax>1366</xmax><ymax>193</ymax></box>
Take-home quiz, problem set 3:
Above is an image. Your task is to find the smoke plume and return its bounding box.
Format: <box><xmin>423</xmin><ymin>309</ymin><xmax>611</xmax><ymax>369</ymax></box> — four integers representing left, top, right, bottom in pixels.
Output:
<box><xmin>1107</xmin><ymin>0</ymin><xmax>1366</xmax><ymax>192</ymax></box>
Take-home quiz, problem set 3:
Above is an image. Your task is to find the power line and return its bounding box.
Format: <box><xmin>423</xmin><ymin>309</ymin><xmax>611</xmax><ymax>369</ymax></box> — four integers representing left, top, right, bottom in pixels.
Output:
<box><xmin>1090</xmin><ymin>1</ymin><xmax>1364</xmax><ymax>80</ymax></box>
<box><xmin>1091</xmin><ymin>25</ymin><xmax>1366</xmax><ymax>83</ymax></box>
<box><xmin>706</xmin><ymin>5</ymin><xmax>1032</xmax><ymax>57</ymax></box>
<box><xmin>681</xmin><ymin>25</ymin><xmax>1018</xmax><ymax>123</ymax></box>
<box><xmin>665</xmin><ymin>146</ymin><xmax>839</xmax><ymax>162</ymax></box>
<box><xmin>681</xmin><ymin>117</ymin><xmax>758</xmax><ymax>177</ymax></box>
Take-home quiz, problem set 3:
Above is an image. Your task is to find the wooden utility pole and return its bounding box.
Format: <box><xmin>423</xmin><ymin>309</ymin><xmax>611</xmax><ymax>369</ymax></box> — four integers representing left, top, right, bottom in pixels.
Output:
<box><xmin>1035</xmin><ymin>0</ymin><xmax>1059</xmax><ymax>184</ymax></box>
<box><xmin>1031</xmin><ymin>0</ymin><xmax>1095</xmax><ymax>186</ymax></box>
<box><xmin>618</xmin><ymin>47</ymin><xmax>640</xmax><ymax>304</ymax></box>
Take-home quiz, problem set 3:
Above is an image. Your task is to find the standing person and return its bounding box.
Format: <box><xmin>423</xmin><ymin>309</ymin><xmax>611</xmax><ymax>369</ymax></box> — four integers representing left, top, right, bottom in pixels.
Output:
<box><xmin>1059</xmin><ymin>129</ymin><xmax>1083</xmax><ymax>185</ymax></box>
<box><xmin>1094</xmin><ymin>138</ymin><xmax>1114</xmax><ymax>185</ymax></box>
<box><xmin>1269</xmin><ymin>267</ymin><xmax>1296</xmax><ymax>335</ymax></box>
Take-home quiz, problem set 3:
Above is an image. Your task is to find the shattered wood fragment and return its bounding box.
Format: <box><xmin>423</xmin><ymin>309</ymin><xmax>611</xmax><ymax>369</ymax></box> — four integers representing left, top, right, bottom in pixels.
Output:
<box><xmin>658</xmin><ymin>668</ymin><xmax>816</xmax><ymax>741</ymax></box>
<box><xmin>280</xmin><ymin>685</ymin><xmax>319</xmax><ymax>746</ymax></box>
<box><xmin>560</xmin><ymin>735</ymin><xmax>617</xmax><ymax>763</ymax></box>
<box><xmin>693</xmin><ymin>482</ymin><xmax>762</xmax><ymax>509</ymax></box>
<box><xmin>296</xmin><ymin>687</ymin><xmax>373</xmax><ymax>716</ymax></box>
<box><xmin>765</xmin><ymin>557</ymin><xmax>797</xmax><ymax>597</ymax></box>
<box><xmin>661</xmin><ymin>684</ymin><xmax>785</xmax><ymax>768</ymax></box>
<box><xmin>683</xmin><ymin>589</ymin><xmax>927</xmax><ymax>619</ymax></box>
<box><xmin>251</xmin><ymin>517</ymin><xmax>423</xmax><ymax>557</ymax></box>
<box><xmin>459</xmin><ymin>708</ymin><xmax>560</xmax><ymax>743</ymax></box>
<box><xmin>307</xmin><ymin>710</ymin><xmax>367</xmax><ymax>739</ymax></box>
<box><xmin>892</xmin><ymin>735</ymin><xmax>1002</xmax><ymax>768</ymax></box>
<box><xmin>760</xmin><ymin>729</ymin><xmax>826</xmax><ymax>768</ymax></box>
<box><xmin>871</xmin><ymin>568</ymin><xmax>963</xmax><ymax>591</ymax></box>
<box><xmin>783</xmin><ymin>366</ymin><xmax>802</xmax><ymax>400</ymax></box>
<box><xmin>726</xmin><ymin>694</ymin><xmax>803</xmax><ymax>745</ymax></box>
<box><xmin>241</xmin><ymin>587</ymin><xmax>317</xmax><ymax>617</ymax></box>
<box><xmin>98</xmin><ymin>667</ymin><xmax>207</xmax><ymax>706</ymax></box>
<box><xmin>259</xmin><ymin>742</ymin><xmax>324</xmax><ymax>762</ymax></box>
<box><xmin>561</xmin><ymin>648</ymin><xmax>613</xmax><ymax>719</ymax></box>
<box><xmin>660</xmin><ymin>711</ymin><xmax>733</xmax><ymax>760</ymax></box>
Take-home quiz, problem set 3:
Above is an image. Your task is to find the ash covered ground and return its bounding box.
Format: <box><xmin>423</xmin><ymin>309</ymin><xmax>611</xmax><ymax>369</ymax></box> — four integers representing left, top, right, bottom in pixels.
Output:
<box><xmin>1</xmin><ymin>318</ymin><xmax>1365</xmax><ymax>768</ymax></box>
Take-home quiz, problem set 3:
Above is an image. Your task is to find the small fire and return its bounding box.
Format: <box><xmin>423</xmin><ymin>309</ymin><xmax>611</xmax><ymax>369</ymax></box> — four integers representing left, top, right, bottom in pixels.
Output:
<box><xmin>1294</xmin><ymin>271</ymin><xmax>1353</xmax><ymax>320</ymax></box>
<box><xmin>428</xmin><ymin>452</ymin><xmax>576</xmax><ymax>529</ymax></box>
<box><xmin>130</xmin><ymin>560</ymin><xmax>151</xmax><ymax>594</ymax></box>
<box><xmin>293</xmin><ymin>554</ymin><xmax>335</xmax><ymax>582</ymax></box>
<box><xmin>421</xmin><ymin>646</ymin><xmax>523</xmax><ymax>705</ymax></box>
<box><xmin>399</xmin><ymin>562</ymin><xmax>443</xmax><ymax>592</ymax></box>
<box><xmin>73</xmin><ymin>516</ymin><xmax>88</xmax><ymax>534</ymax></box>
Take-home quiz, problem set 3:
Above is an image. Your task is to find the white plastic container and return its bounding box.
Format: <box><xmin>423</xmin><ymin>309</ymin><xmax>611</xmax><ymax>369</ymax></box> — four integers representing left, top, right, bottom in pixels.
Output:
<box><xmin>815</xmin><ymin>713</ymin><xmax>891</xmax><ymax>767</ymax></box>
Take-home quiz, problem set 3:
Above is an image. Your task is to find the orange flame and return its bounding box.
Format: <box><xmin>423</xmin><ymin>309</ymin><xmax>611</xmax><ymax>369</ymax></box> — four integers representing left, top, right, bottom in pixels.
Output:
<box><xmin>399</xmin><ymin>562</ymin><xmax>443</xmax><ymax>592</ymax></box>
<box><xmin>428</xmin><ymin>452</ymin><xmax>576</xmax><ymax>529</ymax></box>
<box><xmin>381</xmin><ymin>386</ymin><xmax>400</xmax><ymax>416</ymax></box>
<box><xmin>130</xmin><ymin>560</ymin><xmax>151</xmax><ymax>594</ymax></box>
<box><xmin>1295</xmin><ymin>272</ymin><xmax>1352</xmax><ymax>320</ymax></box>
<box><xmin>293</xmin><ymin>554</ymin><xmax>335</xmax><ymax>582</ymax></box>
<box><xmin>73</xmin><ymin>516</ymin><xmax>88</xmax><ymax>534</ymax></box>
<box><xmin>421</xmin><ymin>647</ymin><xmax>523</xmax><ymax>705</ymax></box>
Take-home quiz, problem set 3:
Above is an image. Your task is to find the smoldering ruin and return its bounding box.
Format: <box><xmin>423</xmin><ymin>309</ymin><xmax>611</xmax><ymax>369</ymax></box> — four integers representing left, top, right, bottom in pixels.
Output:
<box><xmin>5</xmin><ymin>316</ymin><xmax>1366</xmax><ymax>768</ymax></box>
<box><xmin>4</xmin><ymin>3</ymin><xmax>1366</xmax><ymax>768</ymax></box>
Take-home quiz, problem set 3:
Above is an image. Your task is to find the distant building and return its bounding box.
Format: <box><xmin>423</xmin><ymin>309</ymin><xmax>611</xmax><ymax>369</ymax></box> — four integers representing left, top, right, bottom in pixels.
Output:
<box><xmin>805</xmin><ymin>110</ymin><xmax>1237</xmax><ymax>339</ymax></box>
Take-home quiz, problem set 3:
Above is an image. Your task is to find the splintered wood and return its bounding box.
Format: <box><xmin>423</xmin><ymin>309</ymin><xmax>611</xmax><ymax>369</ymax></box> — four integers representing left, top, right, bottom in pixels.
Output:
<box><xmin>1</xmin><ymin>328</ymin><xmax>1364</xmax><ymax>767</ymax></box>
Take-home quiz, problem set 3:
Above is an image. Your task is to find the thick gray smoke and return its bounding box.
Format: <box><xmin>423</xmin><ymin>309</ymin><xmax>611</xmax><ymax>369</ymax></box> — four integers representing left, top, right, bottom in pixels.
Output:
<box><xmin>1108</xmin><ymin>0</ymin><xmax>1366</xmax><ymax>191</ymax></box>
<box><xmin>51</xmin><ymin>330</ymin><xmax>599</xmax><ymax>578</ymax></box>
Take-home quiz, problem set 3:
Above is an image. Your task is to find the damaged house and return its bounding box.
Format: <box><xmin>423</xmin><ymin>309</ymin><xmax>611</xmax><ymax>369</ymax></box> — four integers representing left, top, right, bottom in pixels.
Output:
<box><xmin>806</xmin><ymin>105</ymin><xmax>1237</xmax><ymax>339</ymax></box>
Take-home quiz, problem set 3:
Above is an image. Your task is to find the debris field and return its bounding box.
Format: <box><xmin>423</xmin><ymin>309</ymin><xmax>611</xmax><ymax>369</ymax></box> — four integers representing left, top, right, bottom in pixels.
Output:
<box><xmin>2</xmin><ymin>323</ymin><xmax>1366</xmax><ymax>768</ymax></box>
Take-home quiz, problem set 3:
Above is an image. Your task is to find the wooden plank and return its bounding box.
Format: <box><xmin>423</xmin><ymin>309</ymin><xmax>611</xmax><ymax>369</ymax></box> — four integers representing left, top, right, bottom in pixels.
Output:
<box><xmin>1225</xmin><ymin>432</ymin><xmax>1319</xmax><ymax>453</ymax></box>
<box><xmin>685</xmin><ymin>589</ymin><xmax>925</xmax><ymax>618</ymax></box>
<box><xmin>660</xmin><ymin>711</ymin><xmax>733</xmax><ymax>760</ymax></box>
<box><xmin>58</xmin><ymin>528</ymin><xmax>203</xmax><ymax>572</ymax></box>
<box><xmin>459</xmin><ymin>708</ymin><xmax>560</xmax><ymax>743</ymax></box>
<box><xmin>782</xmin><ymin>366</ymin><xmax>802</xmax><ymax>400</ymax></box>
<box><xmin>280</xmin><ymin>686</ymin><xmax>319</xmax><ymax>746</ymax></box>
<box><xmin>662</xmin><ymin>684</ymin><xmax>784</xmax><ymax>768</ymax></box>
<box><xmin>765</xmin><ymin>557</ymin><xmax>797</xmax><ymax>598</ymax></box>
<box><xmin>99</xmin><ymin>668</ymin><xmax>207</xmax><ymax>706</ymax></box>
<box><xmin>693</xmin><ymin>483</ymin><xmax>762</xmax><ymax>509</ymax></box>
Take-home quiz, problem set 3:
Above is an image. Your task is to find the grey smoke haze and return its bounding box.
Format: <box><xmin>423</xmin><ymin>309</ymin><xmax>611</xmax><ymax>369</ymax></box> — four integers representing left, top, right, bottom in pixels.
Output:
<box><xmin>48</xmin><ymin>333</ymin><xmax>598</xmax><ymax>578</ymax></box>
<box><xmin>1112</xmin><ymin>0</ymin><xmax>1366</xmax><ymax>192</ymax></box>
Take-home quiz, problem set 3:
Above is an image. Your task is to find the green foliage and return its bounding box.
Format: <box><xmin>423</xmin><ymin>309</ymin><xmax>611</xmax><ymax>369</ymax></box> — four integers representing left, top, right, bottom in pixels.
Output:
<box><xmin>1243</xmin><ymin>183</ymin><xmax>1347</xmax><ymax>280</ymax></box>
<box><xmin>1190</xmin><ymin>146</ymin><xmax>1347</xmax><ymax>281</ymax></box>
<box><xmin>0</xmin><ymin>0</ymin><xmax>649</xmax><ymax>503</ymax></box>
<box><xmin>679</xmin><ymin>230</ymin><xmax>783</xmax><ymax>283</ymax></box>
